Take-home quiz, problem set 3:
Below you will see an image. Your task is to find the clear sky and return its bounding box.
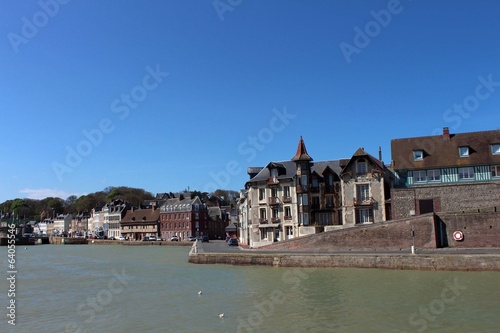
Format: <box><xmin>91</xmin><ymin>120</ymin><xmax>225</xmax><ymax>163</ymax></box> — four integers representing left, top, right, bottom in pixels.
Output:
<box><xmin>2</xmin><ymin>0</ymin><xmax>500</xmax><ymax>203</ymax></box>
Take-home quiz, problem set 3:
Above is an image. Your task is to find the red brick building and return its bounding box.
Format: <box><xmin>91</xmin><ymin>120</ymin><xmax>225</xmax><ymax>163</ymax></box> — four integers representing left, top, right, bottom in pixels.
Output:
<box><xmin>159</xmin><ymin>196</ymin><xmax>208</xmax><ymax>240</ymax></box>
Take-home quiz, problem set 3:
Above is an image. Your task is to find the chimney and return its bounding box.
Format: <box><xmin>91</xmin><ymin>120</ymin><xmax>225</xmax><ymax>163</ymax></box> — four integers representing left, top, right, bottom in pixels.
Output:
<box><xmin>378</xmin><ymin>146</ymin><xmax>382</xmax><ymax>162</ymax></box>
<box><xmin>443</xmin><ymin>127</ymin><xmax>450</xmax><ymax>140</ymax></box>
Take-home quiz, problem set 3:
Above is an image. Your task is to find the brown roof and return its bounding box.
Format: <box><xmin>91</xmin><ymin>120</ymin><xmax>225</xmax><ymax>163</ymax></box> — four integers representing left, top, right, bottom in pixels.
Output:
<box><xmin>291</xmin><ymin>136</ymin><xmax>313</xmax><ymax>161</ymax></box>
<box><xmin>391</xmin><ymin>128</ymin><xmax>500</xmax><ymax>170</ymax></box>
<box><xmin>340</xmin><ymin>148</ymin><xmax>385</xmax><ymax>175</ymax></box>
<box><xmin>121</xmin><ymin>207</ymin><xmax>160</xmax><ymax>224</ymax></box>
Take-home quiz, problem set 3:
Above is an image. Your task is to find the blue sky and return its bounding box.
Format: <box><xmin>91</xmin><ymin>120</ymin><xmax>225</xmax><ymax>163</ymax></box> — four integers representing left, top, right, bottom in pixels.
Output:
<box><xmin>1</xmin><ymin>0</ymin><xmax>500</xmax><ymax>202</ymax></box>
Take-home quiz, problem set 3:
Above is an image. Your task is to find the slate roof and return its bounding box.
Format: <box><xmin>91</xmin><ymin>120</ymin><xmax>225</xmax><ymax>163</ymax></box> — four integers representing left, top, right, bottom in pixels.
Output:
<box><xmin>246</xmin><ymin>159</ymin><xmax>347</xmax><ymax>185</ymax></box>
<box><xmin>161</xmin><ymin>196</ymin><xmax>203</xmax><ymax>211</ymax></box>
<box><xmin>391</xmin><ymin>128</ymin><xmax>500</xmax><ymax>170</ymax></box>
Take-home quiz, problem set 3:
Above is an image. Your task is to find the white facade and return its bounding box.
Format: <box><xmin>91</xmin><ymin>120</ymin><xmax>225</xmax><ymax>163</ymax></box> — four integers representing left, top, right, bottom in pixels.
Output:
<box><xmin>52</xmin><ymin>214</ymin><xmax>72</xmax><ymax>234</ymax></box>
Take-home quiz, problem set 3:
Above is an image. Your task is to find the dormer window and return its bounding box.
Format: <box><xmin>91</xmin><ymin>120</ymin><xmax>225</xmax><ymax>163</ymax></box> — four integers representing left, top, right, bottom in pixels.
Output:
<box><xmin>492</xmin><ymin>144</ymin><xmax>500</xmax><ymax>155</ymax></box>
<box><xmin>413</xmin><ymin>150</ymin><xmax>424</xmax><ymax>161</ymax></box>
<box><xmin>357</xmin><ymin>159</ymin><xmax>367</xmax><ymax>174</ymax></box>
<box><xmin>270</xmin><ymin>169</ymin><xmax>278</xmax><ymax>177</ymax></box>
<box><xmin>459</xmin><ymin>146</ymin><xmax>469</xmax><ymax>157</ymax></box>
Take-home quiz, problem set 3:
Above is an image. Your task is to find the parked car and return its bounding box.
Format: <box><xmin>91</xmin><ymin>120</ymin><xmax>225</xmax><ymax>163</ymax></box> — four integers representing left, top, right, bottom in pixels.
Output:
<box><xmin>228</xmin><ymin>238</ymin><xmax>238</xmax><ymax>246</ymax></box>
<box><xmin>201</xmin><ymin>236</ymin><xmax>209</xmax><ymax>243</ymax></box>
<box><xmin>149</xmin><ymin>235</ymin><xmax>157</xmax><ymax>241</ymax></box>
<box><xmin>118</xmin><ymin>236</ymin><xmax>126</xmax><ymax>241</ymax></box>
<box><xmin>170</xmin><ymin>235</ymin><xmax>179</xmax><ymax>241</ymax></box>
<box><xmin>188</xmin><ymin>236</ymin><xmax>197</xmax><ymax>241</ymax></box>
<box><xmin>143</xmin><ymin>236</ymin><xmax>150</xmax><ymax>241</ymax></box>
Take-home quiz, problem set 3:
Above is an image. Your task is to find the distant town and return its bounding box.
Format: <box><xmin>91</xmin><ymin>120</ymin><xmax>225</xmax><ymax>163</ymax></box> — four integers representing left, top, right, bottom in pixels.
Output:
<box><xmin>2</xmin><ymin>127</ymin><xmax>500</xmax><ymax>249</ymax></box>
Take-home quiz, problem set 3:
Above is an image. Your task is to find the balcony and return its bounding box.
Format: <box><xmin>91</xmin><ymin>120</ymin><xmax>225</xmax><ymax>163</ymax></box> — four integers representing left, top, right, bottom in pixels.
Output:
<box><xmin>271</xmin><ymin>217</ymin><xmax>280</xmax><ymax>223</ymax></box>
<box><xmin>259</xmin><ymin>218</ymin><xmax>268</xmax><ymax>224</ymax></box>
<box><xmin>267</xmin><ymin>176</ymin><xmax>279</xmax><ymax>186</ymax></box>
<box><xmin>296</xmin><ymin>185</ymin><xmax>306</xmax><ymax>193</ymax></box>
<box><xmin>324</xmin><ymin>185</ymin><xmax>335</xmax><ymax>193</ymax></box>
<box><xmin>353</xmin><ymin>197</ymin><xmax>375</xmax><ymax>206</ymax></box>
<box><xmin>282</xmin><ymin>196</ymin><xmax>292</xmax><ymax>203</ymax></box>
<box><xmin>310</xmin><ymin>186</ymin><xmax>319</xmax><ymax>193</ymax></box>
<box><xmin>284</xmin><ymin>216</ymin><xmax>292</xmax><ymax>220</ymax></box>
<box><xmin>268</xmin><ymin>197</ymin><xmax>280</xmax><ymax>206</ymax></box>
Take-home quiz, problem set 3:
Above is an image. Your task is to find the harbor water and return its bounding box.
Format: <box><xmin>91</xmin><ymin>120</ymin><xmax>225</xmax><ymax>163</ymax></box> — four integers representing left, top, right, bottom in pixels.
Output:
<box><xmin>1</xmin><ymin>244</ymin><xmax>499</xmax><ymax>333</ymax></box>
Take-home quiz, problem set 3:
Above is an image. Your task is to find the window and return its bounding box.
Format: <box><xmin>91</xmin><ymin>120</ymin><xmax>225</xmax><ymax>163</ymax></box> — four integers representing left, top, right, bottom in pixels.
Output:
<box><xmin>259</xmin><ymin>188</ymin><xmax>265</xmax><ymax>200</ymax></box>
<box><xmin>272</xmin><ymin>207</ymin><xmax>279</xmax><ymax>219</ymax></box>
<box><xmin>357</xmin><ymin>159</ymin><xmax>367</xmax><ymax>174</ymax></box>
<box><xmin>492</xmin><ymin>144</ymin><xmax>500</xmax><ymax>155</ymax></box>
<box><xmin>356</xmin><ymin>184</ymin><xmax>370</xmax><ymax>201</ymax></box>
<box><xmin>414</xmin><ymin>170</ymin><xmax>427</xmax><ymax>183</ymax></box>
<box><xmin>301</xmin><ymin>194</ymin><xmax>308</xmax><ymax>205</ymax></box>
<box><xmin>327</xmin><ymin>174</ymin><xmax>333</xmax><ymax>186</ymax></box>
<box><xmin>428</xmin><ymin>169</ymin><xmax>441</xmax><ymax>182</ymax></box>
<box><xmin>270</xmin><ymin>168</ymin><xmax>278</xmax><ymax>177</ymax></box>
<box><xmin>326</xmin><ymin>196</ymin><xmax>334</xmax><ymax>207</ymax></box>
<box><xmin>284</xmin><ymin>206</ymin><xmax>291</xmax><ymax>218</ymax></box>
<box><xmin>260</xmin><ymin>228</ymin><xmax>268</xmax><ymax>240</ymax></box>
<box><xmin>356</xmin><ymin>208</ymin><xmax>373</xmax><ymax>224</ymax></box>
<box><xmin>303</xmin><ymin>213</ymin><xmax>309</xmax><ymax>226</ymax></box>
<box><xmin>458</xmin><ymin>167</ymin><xmax>474</xmax><ymax>180</ymax></box>
<box><xmin>413</xmin><ymin>150</ymin><xmax>424</xmax><ymax>161</ymax></box>
<box><xmin>317</xmin><ymin>213</ymin><xmax>332</xmax><ymax>225</ymax></box>
<box><xmin>271</xmin><ymin>188</ymin><xmax>278</xmax><ymax>198</ymax></box>
<box><xmin>283</xmin><ymin>186</ymin><xmax>290</xmax><ymax>197</ymax></box>
<box><xmin>312</xmin><ymin>178</ymin><xmax>319</xmax><ymax>188</ymax></box>
<box><xmin>459</xmin><ymin>146</ymin><xmax>469</xmax><ymax>157</ymax></box>
<box><xmin>492</xmin><ymin>165</ymin><xmax>500</xmax><ymax>178</ymax></box>
<box><xmin>259</xmin><ymin>208</ymin><xmax>267</xmax><ymax>219</ymax></box>
<box><xmin>301</xmin><ymin>175</ymin><xmax>308</xmax><ymax>186</ymax></box>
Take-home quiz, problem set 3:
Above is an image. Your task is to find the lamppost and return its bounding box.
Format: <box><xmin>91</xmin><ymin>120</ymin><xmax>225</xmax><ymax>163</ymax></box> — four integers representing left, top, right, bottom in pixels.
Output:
<box><xmin>411</xmin><ymin>226</ymin><xmax>416</xmax><ymax>255</ymax></box>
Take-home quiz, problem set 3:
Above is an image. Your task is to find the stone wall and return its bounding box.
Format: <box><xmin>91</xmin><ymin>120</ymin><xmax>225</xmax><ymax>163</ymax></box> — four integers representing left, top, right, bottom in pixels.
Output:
<box><xmin>255</xmin><ymin>211</ymin><xmax>500</xmax><ymax>251</ymax></box>
<box><xmin>392</xmin><ymin>182</ymin><xmax>500</xmax><ymax>219</ymax></box>
<box><xmin>259</xmin><ymin>214</ymin><xmax>437</xmax><ymax>252</ymax></box>
<box><xmin>188</xmin><ymin>252</ymin><xmax>500</xmax><ymax>271</ymax></box>
<box><xmin>436</xmin><ymin>212</ymin><xmax>500</xmax><ymax>248</ymax></box>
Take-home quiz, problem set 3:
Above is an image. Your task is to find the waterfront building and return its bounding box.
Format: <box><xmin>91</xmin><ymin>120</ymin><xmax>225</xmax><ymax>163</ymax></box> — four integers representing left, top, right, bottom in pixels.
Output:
<box><xmin>102</xmin><ymin>199</ymin><xmax>129</xmax><ymax>239</ymax></box>
<box><xmin>391</xmin><ymin>128</ymin><xmax>500</xmax><ymax>219</ymax></box>
<box><xmin>340</xmin><ymin>148</ymin><xmax>393</xmax><ymax>225</ymax></box>
<box><xmin>70</xmin><ymin>213</ymin><xmax>90</xmax><ymax>237</ymax></box>
<box><xmin>237</xmin><ymin>190</ymin><xmax>250</xmax><ymax>245</ymax></box>
<box><xmin>241</xmin><ymin>137</ymin><xmax>390</xmax><ymax>247</ymax></box>
<box><xmin>52</xmin><ymin>214</ymin><xmax>72</xmax><ymax>235</ymax></box>
<box><xmin>159</xmin><ymin>195</ymin><xmax>208</xmax><ymax>240</ymax></box>
<box><xmin>207</xmin><ymin>205</ymin><xmax>230</xmax><ymax>240</ymax></box>
<box><xmin>90</xmin><ymin>202</ymin><xmax>106</xmax><ymax>237</ymax></box>
<box><xmin>120</xmin><ymin>205</ymin><xmax>160</xmax><ymax>240</ymax></box>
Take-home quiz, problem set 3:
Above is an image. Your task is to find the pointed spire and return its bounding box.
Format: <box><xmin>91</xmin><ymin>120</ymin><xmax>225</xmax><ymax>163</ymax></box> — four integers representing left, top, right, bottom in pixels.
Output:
<box><xmin>291</xmin><ymin>136</ymin><xmax>313</xmax><ymax>161</ymax></box>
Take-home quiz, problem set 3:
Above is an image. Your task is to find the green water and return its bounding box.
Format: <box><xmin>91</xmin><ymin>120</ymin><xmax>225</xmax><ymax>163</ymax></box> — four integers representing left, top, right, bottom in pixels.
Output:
<box><xmin>1</xmin><ymin>245</ymin><xmax>498</xmax><ymax>333</ymax></box>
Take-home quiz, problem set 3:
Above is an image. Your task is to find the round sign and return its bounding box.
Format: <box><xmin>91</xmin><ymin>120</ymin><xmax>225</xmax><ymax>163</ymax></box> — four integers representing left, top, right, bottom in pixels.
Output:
<box><xmin>453</xmin><ymin>231</ymin><xmax>464</xmax><ymax>241</ymax></box>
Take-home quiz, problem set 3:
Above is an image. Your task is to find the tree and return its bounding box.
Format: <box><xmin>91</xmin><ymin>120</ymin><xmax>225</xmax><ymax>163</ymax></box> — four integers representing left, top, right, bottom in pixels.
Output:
<box><xmin>64</xmin><ymin>195</ymin><xmax>78</xmax><ymax>214</ymax></box>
